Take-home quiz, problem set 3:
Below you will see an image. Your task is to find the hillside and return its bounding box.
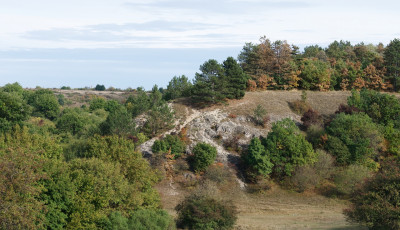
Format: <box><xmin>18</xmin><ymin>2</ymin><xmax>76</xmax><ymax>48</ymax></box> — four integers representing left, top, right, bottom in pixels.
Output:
<box><xmin>137</xmin><ymin>90</ymin><xmax>366</xmax><ymax>230</ymax></box>
<box><xmin>51</xmin><ymin>89</ymin><xmax>398</xmax><ymax>229</ymax></box>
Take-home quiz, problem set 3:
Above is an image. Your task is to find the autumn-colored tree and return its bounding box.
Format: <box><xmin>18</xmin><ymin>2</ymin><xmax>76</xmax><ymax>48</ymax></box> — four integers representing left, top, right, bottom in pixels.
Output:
<box><xmin>352</xmin><ymin>77</ymin><xmax>366</xmax><ymax>90</ymax></box>
<box><xmin>256</xmin><ymin>74</ymin><xmax>275</xmax><ymax>90</ymax></box>
<box><xmin>363</xmin><ymin>64</ymin><xmax>386</xmax><ymax>90</ymax></box>
<box><xmin>247</xmin><ymin>79</ymin><xmax>257</xmax><ymax>91</ymax></box>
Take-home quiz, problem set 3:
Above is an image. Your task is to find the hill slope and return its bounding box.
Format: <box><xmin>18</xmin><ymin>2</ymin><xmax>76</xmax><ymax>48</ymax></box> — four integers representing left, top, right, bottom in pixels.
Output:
<box><xmin>143</xmin><ymin>90</ymin><xmax>369</xmax><ymax>230</ymax></box>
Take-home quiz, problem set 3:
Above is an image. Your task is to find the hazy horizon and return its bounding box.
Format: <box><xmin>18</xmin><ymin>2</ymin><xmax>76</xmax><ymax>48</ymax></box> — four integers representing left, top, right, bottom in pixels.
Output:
<box><xmin>1</xmin><ymin>0</ymin><xmax>399</xmax><ymax>89</ymax></box>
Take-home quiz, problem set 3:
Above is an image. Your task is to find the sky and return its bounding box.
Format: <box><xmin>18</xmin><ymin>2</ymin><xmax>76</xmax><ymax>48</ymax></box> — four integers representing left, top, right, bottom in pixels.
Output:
<box><xmin>0</xmin><ymin>0</ymin><xmax>399</xmax><ymax>89</ymax></box>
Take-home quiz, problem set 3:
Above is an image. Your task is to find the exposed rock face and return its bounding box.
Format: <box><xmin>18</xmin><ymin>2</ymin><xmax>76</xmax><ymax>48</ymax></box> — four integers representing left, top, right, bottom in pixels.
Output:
<box><xmin>140</xmin><ymin>105</ymin><xmax>301</xmax><ymax>161</ymax></box>
<box><xmin>187</xmin><ymin>109</ymin><xmax>267</xmax><ymax>161</ymax></box>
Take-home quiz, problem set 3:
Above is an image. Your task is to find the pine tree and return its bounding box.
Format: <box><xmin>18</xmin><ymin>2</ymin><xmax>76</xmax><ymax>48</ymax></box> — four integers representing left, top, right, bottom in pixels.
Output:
<box><xmin>191</xmin><ymin>59</ymin><xmax>225</xmax><ymax>105</ymax></box>
<box><xmin>222</xmin><ymin>57</ymin><xmax>248</xmax><ymax>99</ymax></box>
<box><xmin>384</xmin><ymin>38</ymin><xmax>400</xmax><ymax>91</ymax></box>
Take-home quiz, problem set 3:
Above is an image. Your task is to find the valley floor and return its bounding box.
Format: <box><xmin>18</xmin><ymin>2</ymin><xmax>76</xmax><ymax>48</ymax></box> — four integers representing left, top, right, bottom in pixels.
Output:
<box><xmin>156</xmin><ymin>180</ymin><xmax>366</xmax><ymax>230</ymax></box>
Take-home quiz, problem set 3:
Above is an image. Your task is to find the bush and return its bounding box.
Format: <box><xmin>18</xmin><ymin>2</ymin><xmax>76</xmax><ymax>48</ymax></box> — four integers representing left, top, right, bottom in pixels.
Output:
<box><xmin>151</xmin><ymin>135</ymin><xmax>186</xmax><ymax>158</ymax></box>
<box><xmin>94</xmin><ymin>84</ymin><xmax>106</xmax><ymax>91</ymax></box>
<box><xmin>344</xmin><ymin>159</ymin><xmax>400</xmax><ymax>229</ymax></box>
<box><xmin>305</xmin><ymin>124</ymin><xmax>325</xmax><ymax>148</ymax></box>
<box><xmin>175</xmin><ymin>195</ymin><xmax>237</xmax><ymax>230</ymax></box>
<box><xmin>242</xmin><ymin>137</ymin><xmax>273</xmax><ymax>179</ymax></box>
<box><xmin>152</xmin><ymin>140</ymin><xmax>168</xmax><ymax>153</ymax></box>
<box><xmin>288</xmin><ymin>100</ymin><xmax>311</xmax><ymax>115</ymax></box>
<box><xmin>289</xmin><ymin>150</ymin><xmax>334</xmax><ymax>192</ymax></box>
<box><xmin>262</xmin><ymin>118</ymin><xmax>317</xmax><ymax>179</ymax></box>
<box><xmin>191</xmin><ymin>143</ymin><xmax>217</xmax><ymax>172</ymax></box>
<box><xmin>28</xmin><ymin>89</ymin><xmax>60</xmax><ymax>120</ymax></box>
<box><xmin>313</xmin><ymin>150</ymin><xmax>335</xmax><ymax>179</ymax></box>
<box><xmin>348</xmin><ymin>89</ymin><xmax>400</xmax><ymax>127</ymax></box>
<box><xmin>289</xmin><ymin>165</ymin><xmax>319</xmax><ymax>192</ymax></box>
<box><xmin>89</xmin><ymin>97</ymin><xmax>107</xmax><ymax>111</ymax></box>
<box><xmin>381</xmin><ymin>122</ymin><xmax>400</xmax><ymax>156</ymax></box>
<box><xmin>301</xmin><ymin>108</ymin><xmax>321</xmax><ymax>129</ymax></box>
<box><xmin>253</xmin><ymin>104</ymin><xmax>269</xmax><ymax>126</ymax></box>
<box><xmin>0</xmin><ymin>91</ymin><xmax>31</xmax><ymax>123</ymax></box>
<box><xmin>100</xmin><ymin>107</ymin><xmax>137</xmax><ymax>137</ymax></box>
<box><xmin>325</xmin><ymin>113</ymin><xmax>383</xmax><ymax>169</ymax></box>
<box><xmin>128</xmin><ymin>209</ymin><xmax>175</xmax><ymax>230</ymax></box>
<box><xmin>56</xmin><ymin>108</ymin><xmax>84</xmax><ymax>135</ymax></box>
<box><xmin>204</xmin><ymin>164</ymin><xmax>233</xmax><ymax>185</ymax></box>
<box><xmin>334</xmin><ymin>164</ymin><xmax>372</xmax><ymax>195</ymax></box>
<box><xmin>335</xmin><ymin>104</ymin><xmax>360</xmax><ymax>115</ymax></box>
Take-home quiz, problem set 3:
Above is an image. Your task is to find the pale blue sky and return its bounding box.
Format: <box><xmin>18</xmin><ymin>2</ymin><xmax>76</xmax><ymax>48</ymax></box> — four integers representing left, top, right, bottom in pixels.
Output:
<box><xmin>0</xmin><ymin>0</ymin><xmax>399</xmax><ymax>89</ymax></box>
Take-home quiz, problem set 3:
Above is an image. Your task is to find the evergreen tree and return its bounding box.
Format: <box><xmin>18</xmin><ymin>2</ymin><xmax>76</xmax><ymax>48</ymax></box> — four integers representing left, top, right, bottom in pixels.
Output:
<box><xmin>384</xmin><ymin>38</ymin><xmax>400</xmax><ymax>91</ymax></box>
<box><xmin>163</xmin><ymin>75</ymin><xmax>192</xmax><ymax>101</ymax></box>
<box><xmin>243</xmin><ymin>137</ymin><xmax>273</xmax><ymax>177</ymax></box>
<box><xmin>125</xmin><ymin>87</ymin><xmax>151</xmax><ymax>117</ymax></box>
<box><xmin>191</xmin><ymin>59</ymin><xmax>225</xmax><ymax>105</ymax></box>
<box><xmin>222</xmin><ymin>57</ymin><xmax>248</xmax><ymax>99</ymax></box>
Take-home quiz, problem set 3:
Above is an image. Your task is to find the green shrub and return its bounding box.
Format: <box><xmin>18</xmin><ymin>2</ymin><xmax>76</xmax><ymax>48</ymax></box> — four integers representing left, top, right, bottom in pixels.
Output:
<box><xmin>348</xmin><ymin>89</ymin><xmax>400</xmax><ymax>127</ymax></box>
<box><xmin>0</xmin><ymin>91</ymin><xmax>31</xmax><ymax>123</ymax></box>
<box><xmin>56</xmin><ymin>108</ymin><xmax>84</xmax><ymax>135</ymax></box>
<box><xmin>334</xmin><ymin>164</ymin><xmax>372</xmax><ymax>195</ymax></box>
<box><xmin>381</xmin><ymin>122</ymin><xmax>400</xmax><ymax>156</ymax></box>
<box><xmin>151</xmin><ymin>135</ymin><xmax>186</xmax><ymax>158</ymax></box>
<box><xmin>104</xmin><ymin>100</ymin><xmax>121</xmax><ymax>113</ymax></box>
<box><xmin>100</xmin><ymin>107</ymin><xmax>136</xmax><ymax>137</ymax></box>
<box><xmin>128</xmin><ymin>209</ymin><xmax>175</xmax><ymax>230</ymax></box>
<box><xmin>95</xmin><ymin>84</ymin><xmax>106</xmax><ymax>91</ymax></box>
<box><xmin>89</xmin><ymin>97</ymin><xmax>107</xmax><ymax>111</ymax></box>
<box><xmin>242</xmin><ymin>137</ymin><xmax>273</xmax><ymax>178</ymax></box>
<box><xmin>253</xmin><ymin>104</ymin><xmax>268</xmax><ymax>126</ymax></box>
<box><xmin>345</xmin><ymin>159</ymin><xmax>400</xmax><ymax>229</ymax></box>
<box><xmin>305</xmin><ymin>124</ymin><xmax>325</xmax><ymax>148</ymax></box>
<box><xmin>163</xmin><ymin>135</ymin><xmax>185</xmax><ymax>157</ymax></box>
<box><xmin>262</xmin><ymin>118</ymin><xmax>317</xmax><ymax>179</ymax></box>
<box><xmin>325</xmin><ymin>113</ymin><xmax>383</xmax><ymax>169</ymax></box>
<box><xmin>28</xmin><ymin>89</ymin><xmax>60</xmax><ymax>120</ymax></box>
<box><xmin>191</xmin><ymin>143</ymin><xmax>217</xmax><ymax>172</ymax></box>
<box><xmin>175</xmin><ymin>195</ymin><xmax>237</xmax><ymax>230</ymax></box>
<box><xmin>152</xmin><ymin>140</ymin><xmax>168</xmax><ymax>153</ymax></box>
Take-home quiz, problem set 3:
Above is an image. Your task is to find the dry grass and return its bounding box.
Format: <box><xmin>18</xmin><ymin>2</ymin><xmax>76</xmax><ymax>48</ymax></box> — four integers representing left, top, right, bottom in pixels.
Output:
<box><xmin>220</xmin><ymin>90</ymin><xmax>352</xmax><ymax>117</ymax></box>
<box><xmin>156</xmin><ymin>178</ymin><xmax>366</xmax><ymax>230</ymax></box>
<box><xmin>53</xmin><ymin>89</ymin><xmax>132</xmax><ymax>107</ymax></box>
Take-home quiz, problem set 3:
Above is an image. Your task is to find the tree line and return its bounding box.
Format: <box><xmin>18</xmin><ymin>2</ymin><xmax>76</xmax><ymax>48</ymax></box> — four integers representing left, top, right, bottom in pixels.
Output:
<box><xmin>161</xmin><ymin>37</ymin><xmax>400</xmax><ymax>107</ymax></box>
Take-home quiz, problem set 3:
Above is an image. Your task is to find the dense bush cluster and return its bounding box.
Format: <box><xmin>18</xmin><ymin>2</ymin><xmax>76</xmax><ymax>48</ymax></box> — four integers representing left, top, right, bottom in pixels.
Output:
<box><xmin>0</xmin><ymin>83</ymin><xmax>176</xmax><ymax>229</ymax></box>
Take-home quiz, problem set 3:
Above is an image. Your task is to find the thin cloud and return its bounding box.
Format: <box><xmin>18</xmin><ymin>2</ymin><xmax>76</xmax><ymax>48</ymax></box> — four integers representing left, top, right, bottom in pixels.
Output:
<box><xmin>23</xmin><ymin>21</ymin><xmax>223</xmax><ymax>42</ymax></box>
<box><xmin>123</xmin><ymin>0</ymin><xmax>311</xmax><ymax>14</ymax></box>
<box><xmin>90</xmin><ymin>21</ymin><xmax>221</xmax><ymax>32</ymax></box>
<box><xmin>282</xmin><ymin>29</ymin><xmax>314</xmax><ymax>33</ymax></box>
